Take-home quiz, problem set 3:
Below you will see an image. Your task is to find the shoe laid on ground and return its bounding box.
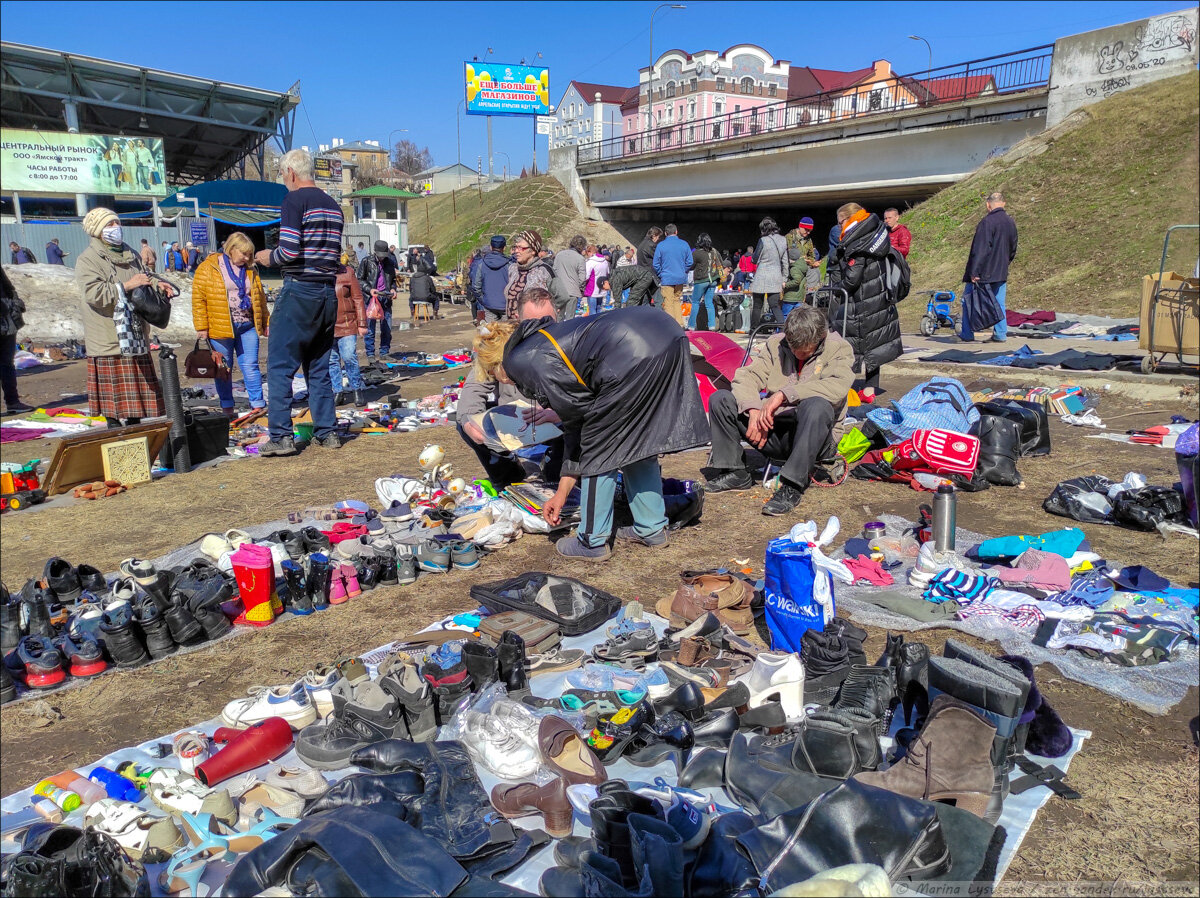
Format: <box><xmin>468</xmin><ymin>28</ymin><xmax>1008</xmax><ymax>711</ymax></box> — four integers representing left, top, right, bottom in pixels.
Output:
<box><xmin>44</xmin><ymin>557</ymin><xmax>82</xmax><ymax>604</ymax></box>
<box><xmin>220</xmin><ymin>682</ymin><xmax>318</xmax><ymax>730</ymax></box>
<box><xmin>259</xmin><ymin>437</ymin><xmax>297</xmax><ymax>457</ymax></box>
<box><xmin>555</xmin><ymin>535</ymin><xmax>612</xmax><ymax>561</ymax></box>
<box><xmin>173</xmin><ymin>731</ymin><xmax>210</xmax><ymax>776</ymax></box>
<box><xmin>225</xmin><ymin>774</ymin><xmax>306</xmax><ymax>826</ymax></box>
<box><xmin>264</xmin><ymin>765</ymin><xmax>329</xmax><ymax>800</ymax></box>
<box><xmin>76</xmin><ymin>564</ymin><xmax>107</xmax><ymax>595</ymax></box>
<box><xmin>146</xmin><ymin>769</ymin><xmax>236</xmax><ymax>826</ymax></box>
<box><xmin>908</xmin><ymin>542</ymin><xmax>971</xmax><ymax>588</ymax></box>
<box><xmin>528</xmin><ymin>647</ymin><xmax>588</xmax><ymax>675</ymax></box>
<box><xmin>449</xmin><ymin>541</ymin><xmax>480</xmax><ymax>570</ymax></box>
<box><xmin>314</xmin><ymin>432</ymin><xmax>342</xmax><ymax>449</ymax></box>
<box><xmin>614</xmin><ymin>526</ymin><xmax>669</xmax><ymax>548</ymax></box>
<box><xmin>53</xmin><ymin>633</ymin><xmax>107</xmax><ymax>678</ymax></box>
<box><xmin>15</xmin><ymin>635</ymin><xmax>67</xmax><ymax>689</ymax></box>
<box><xmin>593</xmin><ymin>629</ymin><xmax>659</xmax><ymax>665</ymax></box>
<box><xmin>762</xmin><ymin>482</ymin><xmax>804</xmax><ymax>517</ymax></box>
<box><xmin>295</xmin><ymin>679</ymin><xmax>407</xmax><ymax>769</ymax></box>
<box><xmin>415</xmin><ymin>540</ymin><xmax>451</xmax><ymax>573</ymax></box>
<box><xmin>83</xmin><ymin>799</ymin><xmax>185</xmax><ymax>862</ymax></box>
<box><xmin>133</xmin><ymin>597</ymin><xmax>177</xmax><ymax>660</ymax></box>
<box><xmin>490</xmin><ymin>777</ymin><xmax>573</xmax><ymax>838</ymax></box>
<box><xmin>703</xmin><ymin>468</ymin><xmax>754</xmax><ymax>492</ymax></box>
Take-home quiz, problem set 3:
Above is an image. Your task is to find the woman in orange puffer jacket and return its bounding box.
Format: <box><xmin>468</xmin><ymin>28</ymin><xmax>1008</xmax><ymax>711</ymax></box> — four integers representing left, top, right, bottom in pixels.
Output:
<box><xmin>192</xmin><ymin>231</ymin><xmax>269</xmax><ymax>416</ymax></box>
<box><xmin>329</xmin><ymin>263</ymin><xmax>368</xmax><ymax>407</ymax></box>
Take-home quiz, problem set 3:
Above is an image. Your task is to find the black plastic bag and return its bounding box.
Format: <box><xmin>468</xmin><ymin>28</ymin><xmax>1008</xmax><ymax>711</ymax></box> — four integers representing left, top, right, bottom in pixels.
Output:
<box><xmin>1043</xmin><ymin>475</ymin><xmax>1115</xmax><ymax>524</ymax></box>
<box><xmin>1112</xmin><ymin>486</ymin><xmax>1187</xmax><ymax>531</ymax></box>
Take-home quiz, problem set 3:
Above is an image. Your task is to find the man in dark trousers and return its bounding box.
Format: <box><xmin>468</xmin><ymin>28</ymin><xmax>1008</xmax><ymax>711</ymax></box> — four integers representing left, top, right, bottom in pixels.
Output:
<box><xmin>636</xmin><ymin>226</ymin><xmax>663</xmax><ymax>305</ymax></box>
<box><xmin>472</xmin><ymin>235</ymin><xmax>512</xmax><ymax>322</ymax></box>
<box><xmin>961</xmin><ymin>191</ymin><xmax>1018</xmax><ymax>343</ymax></box>
<box><xmin>44</xmin><ymin>238</ymin><xmax>68</xmax><ymax>265</ymax></box>
<box><xmin>357</xmin><ymin>240</ymin><xmax>398</xmax><ymax>357</ymax></box>
<box><xmin>598</xmin><ymin>266</ymin><xmax>656</xmax><ymax>309</ymax></box>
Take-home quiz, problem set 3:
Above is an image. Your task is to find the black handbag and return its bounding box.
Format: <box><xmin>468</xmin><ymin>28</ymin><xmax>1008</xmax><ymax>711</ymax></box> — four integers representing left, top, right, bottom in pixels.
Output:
<box><xmin>974</xmin><ymin>415</ymin><xmax>1023</xmax><ymax>486</ymax></box>
<box><xmin>975</xmin><ymin>400</ymin><xmax>1050</xmax><ymax>456</ymax></box>
<box><xmin>128</xmin><ymin>282</ymin><xmax>172</xmax><ymax>328</ymax></box>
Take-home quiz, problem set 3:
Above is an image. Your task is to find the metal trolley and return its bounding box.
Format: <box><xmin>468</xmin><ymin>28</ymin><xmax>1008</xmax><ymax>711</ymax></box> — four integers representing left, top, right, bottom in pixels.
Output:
<box><xmin>1141</xmin><ymin>224</ymin><xmax>1199</xmax><ymax>375</ymax></box>
<box><xmin>741</xmin><ymin>286</ymin><xmax>851</xmax><ymax>367</ymax></box>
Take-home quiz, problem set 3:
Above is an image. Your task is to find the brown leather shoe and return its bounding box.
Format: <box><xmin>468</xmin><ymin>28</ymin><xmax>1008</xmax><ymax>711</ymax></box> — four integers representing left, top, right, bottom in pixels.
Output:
<box><xmin>490</xmin><ymin>776</ymin><xmax>573</xmax><ymax>837</ymax></box>
<box><xmin>655</xmin><ymin>573</ymin><xmax>755</xmax><ymax>634</ymax></box>
<box><xmin>853</xmin><ymin>695</ymin><xmax>995</xmax><ymax>818</ymax></box>
<box><xmin>539</xmin><ymin>716</ymin><xmax>607</xmax><ymax>786</ymax></box>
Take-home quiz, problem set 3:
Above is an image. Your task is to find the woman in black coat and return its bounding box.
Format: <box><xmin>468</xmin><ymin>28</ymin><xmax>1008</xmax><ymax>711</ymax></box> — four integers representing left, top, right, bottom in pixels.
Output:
<box><xmin>832</xmin><ymin>203</ymin><xmax>902</xmax><ymax>399</ymax></box>
<box><xmin>472</xmin><ymin>305</ymin><xmax>709</xmax><ymax>560</ymax></box>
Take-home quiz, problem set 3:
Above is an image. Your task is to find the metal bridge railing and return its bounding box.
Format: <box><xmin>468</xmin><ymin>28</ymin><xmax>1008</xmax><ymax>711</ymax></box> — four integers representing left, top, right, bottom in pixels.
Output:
<box><xmin>576</xmin><ymin>45</ymin><xmax>1053</xmax><ymax>166</ymax></box>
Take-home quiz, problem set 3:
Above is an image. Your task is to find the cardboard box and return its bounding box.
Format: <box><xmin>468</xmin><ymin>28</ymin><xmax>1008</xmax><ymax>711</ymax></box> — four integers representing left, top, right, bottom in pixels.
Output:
<box><xmin>1140</xmin><ymin>271</ymin><xmax>1199</xmax><ymax>356</ymax></box>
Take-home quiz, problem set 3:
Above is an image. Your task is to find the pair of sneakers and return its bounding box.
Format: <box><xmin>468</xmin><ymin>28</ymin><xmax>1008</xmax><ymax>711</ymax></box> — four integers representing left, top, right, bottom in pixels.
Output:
<box><xmin>908</xmin><ymin>542</ymin><xmax>972</xmax><ymax>588</ymax></box>
<box><xmin>415</xmin><ymin>539</ymin><xmax>479</xmax><ymax>574</ymax></box>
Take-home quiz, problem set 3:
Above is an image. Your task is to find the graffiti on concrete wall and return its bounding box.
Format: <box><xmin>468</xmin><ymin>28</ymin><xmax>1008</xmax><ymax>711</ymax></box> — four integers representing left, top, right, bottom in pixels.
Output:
<box><xmin>1094</xmin><ymin>14</ymin><xmax>1197</xmax><ymax>74</ymax></box>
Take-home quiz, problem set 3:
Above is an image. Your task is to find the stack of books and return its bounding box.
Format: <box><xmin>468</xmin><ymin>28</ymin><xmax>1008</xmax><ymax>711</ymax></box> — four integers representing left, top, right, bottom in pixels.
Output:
<box><xmin>501</xmin><ymin>480</ymin><xmax>581</xmax><ymax>529</ymax></box>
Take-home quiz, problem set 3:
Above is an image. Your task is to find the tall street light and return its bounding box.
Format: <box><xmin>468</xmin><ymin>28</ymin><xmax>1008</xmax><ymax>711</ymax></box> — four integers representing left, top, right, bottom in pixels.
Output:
<box><xmin>386</xmin><ymin>128</ymin><xmax>408</xmax><ymax>169</ymax></box>
<box><xmin>456</xmin><ymin>99</ymin><xmax>465</xmax><ymax>168</ymax></box>
<box><xmin>495</xmin><ymin>150</ymin><xmax>511</xmax><ymax>182</ymax></box>
<box><xmin>648</xmin><ymin>4</ymin><xmax>686</xmax><ymax>138</ymax></box>
<box><xmin>909</xmin><ymin>35</ymin><xmax>933</xmax><ymax>98</ymax></box>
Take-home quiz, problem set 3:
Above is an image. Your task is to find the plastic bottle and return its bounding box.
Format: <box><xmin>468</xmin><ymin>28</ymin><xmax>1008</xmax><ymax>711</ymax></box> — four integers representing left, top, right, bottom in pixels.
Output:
<box><xmin>932</xmin><ymin>484</ymin><xmax>957</xmax><ymax>553</ymax></box>
<box><xmin>45</xmin><ymin>772</ymin><xmax>105</xmax><ymax>807</ymax></box>
<box><xmin>33</xmin><ymin>782</ymin><xmax>82</xmax><ymax>814</ymax></box>
<box><xmin>89</xmin><ymin>767</ymin><xmax>142</xmax><ymax>802</ymax></box>
<box><xmin>913</xmin><ymin>472</ymin><xmax>951</xmax><ymax>491</ymax></box>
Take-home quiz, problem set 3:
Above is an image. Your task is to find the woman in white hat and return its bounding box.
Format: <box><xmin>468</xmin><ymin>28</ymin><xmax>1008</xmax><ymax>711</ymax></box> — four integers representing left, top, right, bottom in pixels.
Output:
<box><xmin>75</xmin><ymin>207</ymin><xmax>174</xmax><ymax>426</ymax></box>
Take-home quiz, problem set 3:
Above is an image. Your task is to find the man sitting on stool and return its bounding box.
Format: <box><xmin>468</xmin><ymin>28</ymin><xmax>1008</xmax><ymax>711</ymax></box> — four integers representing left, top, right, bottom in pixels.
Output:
<box><xmin>702</xmin><ymin>305</ymin><xmax>855</xmax><ymax>516</ymax></box>
<box><xmin>457</xmin><ymin>287</ymin><xmax>564</xmax><ymax>488</ymax></box>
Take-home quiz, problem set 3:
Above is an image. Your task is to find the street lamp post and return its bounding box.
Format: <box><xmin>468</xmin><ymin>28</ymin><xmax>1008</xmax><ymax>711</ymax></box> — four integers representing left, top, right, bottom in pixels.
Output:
<box><xmin>909</xmin><ymin>35</ymin><xmax>933</xmax><ymax>100</ymax></box>
<box><xmin>456</xmin><ymin>99</ymin><xmax>465</xmax><ymax>168</ymax></box>
<box><xmin>648</xmin><ymin>4</ymin><xmax>686</xmax><ymax>141</ymax></box>
<box><xmin>386</xmin><ymin>128</ymin><xmax>408</xmax><ymax>171</ymax></box>
<box><xmin>495</xmin><ymin>151</ymin><xmax>511</xmax><ymax>182</ymax></box>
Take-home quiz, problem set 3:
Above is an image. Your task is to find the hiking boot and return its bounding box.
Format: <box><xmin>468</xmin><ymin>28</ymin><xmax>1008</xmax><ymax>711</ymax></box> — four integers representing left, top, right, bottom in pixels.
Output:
<box><xmin>295</xmin><ymin>679</ymin><xmax>407</xmax><ymax>769</ymax></box>
<box><xmin>133</xmin><ymin>598</ymin><xmax>177</xmax><ymax>660</ymax></box>
<box><xmin>762</xmin><ymin>482</ymin><xmax>804</xmax><ymax>516</ymax></box>
<box><xmin>614</xmin><ymin>526</ymin><xmax>669</xmax><ymax>548</ymax></box>
<box><xmin>314</xmin><ymin>432</ymin><xmax>343</xmax><ymax>449</ymax></box>
<box><xmin>189</xmin><ymin>597</ymin><xmax>233</xmax><ymax>641</ymax></box>
<box><xmin>854</xmin><ymin>695</ymin><xmax>996</xmax><ymax>819</ymax></box>
<box><xmin>555</xmin><ymin>535</ymin><xmax>612</xmax><ymax>561</ymax></box>
<box><xmin>162</xmin><ymin>596</ymin><xmax>204</xmax><ymax>646</ymax></box>
<box><xmin>100</xmin><ymin>605</ymin><xmax>150</xmax><ymax>668</ymax></box>
<box><xmin>259</xmin><ymin>436</ymin><xmax>297</xmax><ymax>457</ymax></box>
<box><xmin>381</xmin><ymin>662</ymin><xmax>438</xmax><ymax>741</ymax></box>
<box><xmin>703</xmin><ymin>468</ymin><xmax>754</xmax><ymax>493</ymax></box>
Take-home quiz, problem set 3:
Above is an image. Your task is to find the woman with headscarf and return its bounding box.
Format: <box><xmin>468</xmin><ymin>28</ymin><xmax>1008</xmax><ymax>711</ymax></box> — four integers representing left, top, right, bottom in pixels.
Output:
<box><xmin>472</xmin><ymin>305</ymin><xmax>709</xmax><ymax>560</ymax></box>
<box><xmin>75</xmin><ymin>207</ymin><xmax>175</xmax><ymax>427</ymax></box>
<box><xmin>830</xmin><ymin>202</ymin><xmax>901</xmax><ymax>400</ymax></box>
<box><xmin>504</xmin><ymin>229</ymin><xmax>554</xmax><ymax>319</ymax></box>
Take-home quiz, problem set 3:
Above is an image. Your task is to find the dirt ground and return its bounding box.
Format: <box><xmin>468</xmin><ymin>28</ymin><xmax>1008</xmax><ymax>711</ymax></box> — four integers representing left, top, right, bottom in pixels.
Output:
<box><xmin>2</xmin><ymin>308</ymin><xmax>1197</xmax><ymax>891</ymax></box>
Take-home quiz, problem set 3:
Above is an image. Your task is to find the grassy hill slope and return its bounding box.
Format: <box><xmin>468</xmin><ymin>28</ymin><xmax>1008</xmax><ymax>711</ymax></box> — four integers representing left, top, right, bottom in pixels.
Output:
<box><xmin>902</xmin><ymin>71</ymin><xmax>1199</xmax><ymax>324</ymax></box>
<box><xmin>406</xmin><ymin>175</ymin><xmax>622</xmax><ymax>272</ymax></box>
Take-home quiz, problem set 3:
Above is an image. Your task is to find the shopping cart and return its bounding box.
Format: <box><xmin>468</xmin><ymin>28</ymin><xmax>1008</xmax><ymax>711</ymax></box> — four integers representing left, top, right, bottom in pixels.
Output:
<box><xmin>1140</xmin><ymin>224</ymin><xmax>1199</xmax><ymax>375</ymax></box>
<box><xmin>741</xmin><ymin>286</ymin><xmax>850</xmax><ymax>367</ymax></box>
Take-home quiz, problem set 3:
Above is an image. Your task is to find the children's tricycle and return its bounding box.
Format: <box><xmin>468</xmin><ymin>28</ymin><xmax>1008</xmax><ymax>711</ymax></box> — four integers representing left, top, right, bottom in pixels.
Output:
<box><xmin>917</xmin><ymin>290</ymin><xmax>958</xmax><ymax>336</ymax></box>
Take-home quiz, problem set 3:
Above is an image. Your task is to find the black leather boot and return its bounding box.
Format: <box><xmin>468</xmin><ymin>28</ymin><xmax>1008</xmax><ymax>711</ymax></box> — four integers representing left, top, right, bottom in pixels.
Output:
<box><xmin>22</xmin><ymin>581</ymin><xmax>55</xmax><ymax>639</ymax></box>
<box><xmin>382</xmin><ymin>663</ymin><xmax>438</xmax><ymax>741</ymax></box>
<box><xmin>832</xmin><ymin>664</ymin><xmax>896</xmax><ymax>735</ymax></box>
<box><xmin>1</xmin><ymin>598</ymin><xmax>23</xmax><ymax>653</ymax></box>
<box><xmin>896</xmin><ymin>641</ymin><xmax>931</xmax><ymax>726</ymax></box>
<box><xmin>589</xmin><ymin>789</ymin><xmax>663</xmax><ymax>888</ymax></box>
<box><xmin>162</xmin><ymin>594</ymin><xmax>204</xmax><ymax>645</ymax></box>
<box><xmin>497</xmin><ymin>630</ymin><xmax>529</xmax><ymax>698</ymax></box>
<box><xmin>826</xmin><ymin>616</ymin><xmax>868</xmax><ymax>666</ymax></box>
<box><xmin>355</xmin><ymin>556</ymin><xmax>381</xmax><ymax>592</ymax></box>
<box><xmin>99</xmin><ymin>605</ymin><xmax>150</xmax><ymax>668</ymax></box>
<box><xmin>189</xmin><ymin>596</ymin><xmax>233</xmax><ymax>641</ymax></box>
<box><xmin>1</xmin><ymin>663</ymin><xmax>16</xmax><ymax>704</ymax></box>
<box><xmin>353</xmin><ymin>390</ymin><xmax>366</xmax><ymax>407</ymax></box>
<box><xmin>461</xmin><ymin>641</ymin><xmax>499</xmax><ymax>690</ymax></box>
<box><xmin>3</xmin><ymin>854</ymin><xmax>57</xmax><ymax>897</ymax></box>
<box><xmin>799</xmin><ymin>626</ymin><xmax>851</xmax><ymax>704</ymax></box>
<box><xmin>137</xmin><ymin>571</ymin><xmax>172</xmax><ymax>612</ymax></box>
<box><xmin>874</xmin><ymin>632</ymin><xmax>904</xmax><ymax>670</ymax></box>
<box><xmin>929</xmin><ymin>648</ymin><xmax>1027</xmax><ymax>824</ymax></box>
<box><xmin>307</xmin><ymin>555</ymin><xmax>332</xmax><ymax>610</ymax></box>
<box><xmin>134</xmin><ymin>598</ymin><xmax>176</xmax><ymax>659</ymax></box>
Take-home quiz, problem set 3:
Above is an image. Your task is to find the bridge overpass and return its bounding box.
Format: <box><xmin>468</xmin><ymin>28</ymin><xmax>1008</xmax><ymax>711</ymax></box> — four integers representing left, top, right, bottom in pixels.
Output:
<box><xmin>553</xmin><ymin>47</ymin><xmax>1054</xmax><ymax>245</ymax></box>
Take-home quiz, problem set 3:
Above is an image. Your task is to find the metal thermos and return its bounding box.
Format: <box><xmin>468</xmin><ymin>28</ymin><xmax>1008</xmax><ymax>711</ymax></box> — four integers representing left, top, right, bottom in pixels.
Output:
<box><xmin>932</xmin><ymin>484</ymin><xmax>957</xmax><ymax>552</ymax></box>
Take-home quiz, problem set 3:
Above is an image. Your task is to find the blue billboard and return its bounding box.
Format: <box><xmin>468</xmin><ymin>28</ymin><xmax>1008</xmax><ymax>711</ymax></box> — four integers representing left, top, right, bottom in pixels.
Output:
<box><xmin>465</xmin><ymin>62</ymin><xmax>550</xmax><ymax>117</ymax></box>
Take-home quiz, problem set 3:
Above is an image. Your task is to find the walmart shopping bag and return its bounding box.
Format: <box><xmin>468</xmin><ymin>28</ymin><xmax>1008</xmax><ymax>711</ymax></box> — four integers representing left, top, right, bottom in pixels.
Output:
<box><xmin>763</xmin><ymin>537</ymin><xmax>830</xmax><ymax>653</ymax></box>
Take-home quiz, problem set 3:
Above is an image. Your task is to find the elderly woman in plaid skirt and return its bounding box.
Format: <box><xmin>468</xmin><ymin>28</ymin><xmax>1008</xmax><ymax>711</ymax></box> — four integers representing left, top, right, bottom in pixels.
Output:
<box><xmin>75</xmin><ymin>207</ymin><xmax>173</xmax><ymax>427</ymax></box>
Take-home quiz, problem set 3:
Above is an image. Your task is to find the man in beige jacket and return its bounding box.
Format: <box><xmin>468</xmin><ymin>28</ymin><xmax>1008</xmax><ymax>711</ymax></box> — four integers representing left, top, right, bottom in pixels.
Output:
<box><xmin>703</xmin><ymin>304</ymin><xmax>855</xmax><ymax>516</ymax></box>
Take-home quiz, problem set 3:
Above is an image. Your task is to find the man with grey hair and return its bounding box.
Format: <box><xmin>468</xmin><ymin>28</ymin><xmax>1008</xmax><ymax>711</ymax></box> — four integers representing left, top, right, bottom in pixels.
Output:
<box><xmin>961</xmin><ymin>191</ymin><xmax>1018</xmax><ymax>343</ymax></box>
<box><xmin>551</xmin><ymin>234</ymin><xmax>588</xmax><ymax>319</ymax></box>
<box><xmin>254</xmin><ymin>147</ymin><xmax>345</xmax><ymax>456</ymax></box>
<box><xmin>703</xmin><ymin>305</ymin><xmax>856</xmax><ymax>515</ymax></box>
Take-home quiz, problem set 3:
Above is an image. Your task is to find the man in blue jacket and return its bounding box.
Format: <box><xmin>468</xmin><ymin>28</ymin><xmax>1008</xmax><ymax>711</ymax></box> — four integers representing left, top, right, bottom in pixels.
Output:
<box><xmin>472</xmin><ymin>235</ymin><xmax>513</xmax><ymax>322</ymax></box>
<box><xmin>961</xmin><ymin>191</ymin><xmax>1018</xmax><ymax>343</ymax></box>
<box><xmin>652</xmin><ymin>224</ymin><xmax>693</xmax><ymax>326</ymax></box>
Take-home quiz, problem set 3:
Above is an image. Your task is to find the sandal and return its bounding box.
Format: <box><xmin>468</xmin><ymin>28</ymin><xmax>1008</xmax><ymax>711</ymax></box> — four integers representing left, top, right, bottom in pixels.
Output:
<box><xmin>160</xmin><ymin>845</ymin><xmax>213</xmax><ymax>897</ymax></box>
<box><xmin>84</xmin><ymin>799</ymin><xmax>184</xmax><ymax>861</ymax></box>
<box><xmin>593</xmin><ymin>629</ymin><xmax>659</xmax><ymax>664</ymax></box>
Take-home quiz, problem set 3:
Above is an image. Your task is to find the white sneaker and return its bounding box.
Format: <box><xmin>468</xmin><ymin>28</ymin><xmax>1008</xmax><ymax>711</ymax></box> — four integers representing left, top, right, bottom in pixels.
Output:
<box><xmin>302</xmin><ymin>669</ymin><xmax>342</xmax><ymax>718</ymax></box>
<box><xmin>461</xmin><ymin>710</ymin><xmax>540</xmax><ymax>779</ymax></box>
<box><xmin>745</xmin><ymin>652</ymin><xmax>806</xmax><ymax>723</ymax></box>
<box><xmin>908</xmin><ymin>542</ymin><xmax>971</xmax><ymax>588</ymax></box>
<box><xmin>220</xmin><ymin>682</ymin><xmax>317</xmax><ymax>730</ymax></box>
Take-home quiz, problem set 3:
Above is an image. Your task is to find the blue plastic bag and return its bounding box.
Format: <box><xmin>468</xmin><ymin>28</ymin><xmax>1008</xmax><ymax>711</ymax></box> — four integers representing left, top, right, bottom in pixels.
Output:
<box><xmin>763</xmin><ymin>537</ymin><xmax>829</xmax><ymax>653</ymax></box>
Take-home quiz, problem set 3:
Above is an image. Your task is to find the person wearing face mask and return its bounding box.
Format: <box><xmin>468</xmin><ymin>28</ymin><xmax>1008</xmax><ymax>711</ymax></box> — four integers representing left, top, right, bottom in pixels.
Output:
<box><xmin>75</xmin><ymin>207</ymin><xmax>175</xmax><ymax>427</ymax></box>
<box><xmin>192</xmin><ymin>231</ymin><xmax>269</xmax><ymax>418</ymax></box>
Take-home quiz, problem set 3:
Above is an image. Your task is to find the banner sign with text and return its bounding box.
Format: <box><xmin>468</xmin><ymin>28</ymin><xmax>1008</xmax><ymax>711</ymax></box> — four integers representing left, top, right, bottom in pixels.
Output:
<box><xmin>465</xmin><ymin>62</ymin><xmax>550</xmax><ymax>116</ymax></box>
<box><xmin>0</xmin><ymin>128</ymin><xmax>167</xmax><ymax>195</ymax></box>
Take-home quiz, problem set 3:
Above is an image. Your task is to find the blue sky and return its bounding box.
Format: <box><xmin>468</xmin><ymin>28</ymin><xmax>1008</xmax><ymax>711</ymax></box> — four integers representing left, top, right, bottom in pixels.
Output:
<box><xmin>0</xmin><ymin>1</ymin><xmax>1185</xmax><ymax>176</ymax></box>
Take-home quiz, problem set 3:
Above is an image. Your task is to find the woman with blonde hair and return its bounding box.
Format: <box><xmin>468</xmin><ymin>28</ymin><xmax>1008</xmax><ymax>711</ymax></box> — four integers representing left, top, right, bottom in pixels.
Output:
<box><xmin>191</xmin><ymin>231</ymin><xmax>269</xmax><ymax>417</ymax></box>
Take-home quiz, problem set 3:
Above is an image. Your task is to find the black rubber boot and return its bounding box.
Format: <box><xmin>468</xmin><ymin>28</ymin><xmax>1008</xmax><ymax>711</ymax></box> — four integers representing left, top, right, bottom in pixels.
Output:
<box><xmin>497</xmin><ymin>630</ymin><xmax>529</xmax><ymax>699</ymax></box>
<box><xmin>307</xmin><ymin>555</ymin><xmax>332</xmax><ymax>610</ymax></box>
<box><xmin>461</xmin><ymin>641</ymin><xmax>499</xmax><ymax>690</ymax></box>
<box><xmin>281</xmin><ymin>561</ymin><xmax>311</xmax><ymax>614</ymax></box>
<box><xmin>137</xmin><ymin>571</ymin><xmax>173</xmax><ymax>612</ymax></box>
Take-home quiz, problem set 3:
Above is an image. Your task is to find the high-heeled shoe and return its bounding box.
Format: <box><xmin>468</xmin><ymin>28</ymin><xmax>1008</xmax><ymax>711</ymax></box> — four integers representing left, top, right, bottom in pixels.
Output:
<box><xmin>651</xmin><ymin>681</ymin><xmax>706</xmax><ymax>721</ymax></box>
<box><xmin>160</xmin><ymin>844</ymin><xmax>214</xmax><ymax>897</ymax></box>
<box><xmin>180</xmin><ymin>807</ymin><xmax>297</xmax><ymax>857</ymax></box>
<box><xmin>745</xmin><ymin>652</ymin><xmax>805</xmax><ymax>724</ymax></box>
<box><xmin>586</xmin><ymin>701</ymin><xmax>655</xmax><ymax>763</ymax></box>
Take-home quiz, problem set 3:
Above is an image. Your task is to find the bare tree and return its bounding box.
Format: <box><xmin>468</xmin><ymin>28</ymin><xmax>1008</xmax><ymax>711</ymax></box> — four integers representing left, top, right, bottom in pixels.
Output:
<box><xmin>392</xmin><ymin>139</ymin><xmax>434</xmax><ymax>176</ymax></box>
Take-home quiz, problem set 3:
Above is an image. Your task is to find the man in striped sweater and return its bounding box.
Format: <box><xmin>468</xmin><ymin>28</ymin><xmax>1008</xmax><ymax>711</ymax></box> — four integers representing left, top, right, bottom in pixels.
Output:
<box><xmin>255</xmin><ymin>148</ymin><xmax>345</xmax><ymax>456</ymax></box>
